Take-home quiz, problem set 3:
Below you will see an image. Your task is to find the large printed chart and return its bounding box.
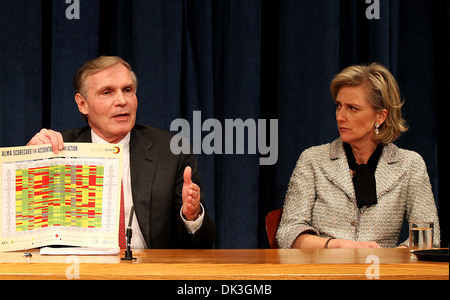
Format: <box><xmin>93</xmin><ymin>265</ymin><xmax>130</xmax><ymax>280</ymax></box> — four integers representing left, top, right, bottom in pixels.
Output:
<box><xmin>0</xmin><ymin>143</ymin><xmax>122</xmax><ymax>251</ymax></box>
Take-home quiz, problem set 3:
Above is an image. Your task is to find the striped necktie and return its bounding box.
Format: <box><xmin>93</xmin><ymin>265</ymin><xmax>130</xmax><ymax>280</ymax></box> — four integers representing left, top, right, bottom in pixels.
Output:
<box><xmin>118</xmin><ymin>181</ymin><xmax>126</xmax><ymax>249</ymax></box>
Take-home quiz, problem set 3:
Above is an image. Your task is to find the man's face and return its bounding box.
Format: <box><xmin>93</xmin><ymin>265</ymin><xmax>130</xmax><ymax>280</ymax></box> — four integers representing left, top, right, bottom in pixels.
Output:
<box><xmin>75</xmin><ymin>64</ymin><xmax>138</xmax><ymax>143</ymax></box>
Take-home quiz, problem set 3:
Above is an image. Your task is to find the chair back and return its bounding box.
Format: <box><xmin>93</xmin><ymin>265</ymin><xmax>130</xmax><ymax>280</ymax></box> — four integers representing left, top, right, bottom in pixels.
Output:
<box><xmin>265</xmin><ymin>209</ymin><xmax>283</xmax><ymax>249</ymax></box>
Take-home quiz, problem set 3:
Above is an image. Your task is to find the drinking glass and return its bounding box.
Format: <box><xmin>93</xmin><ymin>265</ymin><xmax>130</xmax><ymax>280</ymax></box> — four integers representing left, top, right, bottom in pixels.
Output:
<box><xmin>409</xmin><ymin>222</ymin><xmax>434</xmax><ymax>250</ymax></box>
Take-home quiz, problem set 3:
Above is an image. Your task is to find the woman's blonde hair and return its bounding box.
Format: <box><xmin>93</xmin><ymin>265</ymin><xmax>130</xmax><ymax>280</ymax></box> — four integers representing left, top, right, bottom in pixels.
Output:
<box><xmin>330</xmin><ymin>63</ymin><xmax>408</xmax><ymax>144</ymax></box>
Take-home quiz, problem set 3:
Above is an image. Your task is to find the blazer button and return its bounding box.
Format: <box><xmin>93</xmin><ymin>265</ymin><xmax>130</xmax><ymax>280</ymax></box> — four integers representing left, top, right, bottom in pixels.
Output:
<box><xmin>350</xmin><ymin>220</ymin><xmax>357</xmax><ymax>227</ymax></box>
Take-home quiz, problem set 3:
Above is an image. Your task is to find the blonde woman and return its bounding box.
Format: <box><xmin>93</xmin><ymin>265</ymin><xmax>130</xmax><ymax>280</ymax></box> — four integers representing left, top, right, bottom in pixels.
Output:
<box><xmin>276</xmin><ymin>63</ymin><xmax>440</xmax><ymax>249</ymax></box>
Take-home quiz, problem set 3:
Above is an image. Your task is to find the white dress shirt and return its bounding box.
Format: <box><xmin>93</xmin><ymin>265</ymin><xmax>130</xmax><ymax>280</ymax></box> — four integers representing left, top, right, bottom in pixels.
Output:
<box><xmin>91</xmin><ymin>130</ymin><xmax>203</xmax><ymax>249</ymax></box>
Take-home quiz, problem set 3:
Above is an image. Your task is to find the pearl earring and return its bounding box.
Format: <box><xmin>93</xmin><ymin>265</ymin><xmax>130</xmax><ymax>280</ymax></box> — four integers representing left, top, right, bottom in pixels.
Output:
<box><xmin>374</xmin><ymin>122</ymin><xmax>380</xmax><ymax>135</ymax></box>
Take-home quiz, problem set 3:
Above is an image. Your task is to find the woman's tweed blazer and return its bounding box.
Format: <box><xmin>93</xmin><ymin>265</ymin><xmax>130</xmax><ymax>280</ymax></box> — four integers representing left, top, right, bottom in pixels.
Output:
<box><xmin>276</xmin><ymin>138</ymin><xmax>440</xmax><ymax>248</ymax></box>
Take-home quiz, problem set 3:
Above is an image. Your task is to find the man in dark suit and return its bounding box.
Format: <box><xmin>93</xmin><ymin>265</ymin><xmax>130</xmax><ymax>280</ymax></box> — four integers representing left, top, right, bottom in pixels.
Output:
<box><xmin>27</xmin><ymin>56</ymin><xmax>215</xmax><ymax>249</ymax></box>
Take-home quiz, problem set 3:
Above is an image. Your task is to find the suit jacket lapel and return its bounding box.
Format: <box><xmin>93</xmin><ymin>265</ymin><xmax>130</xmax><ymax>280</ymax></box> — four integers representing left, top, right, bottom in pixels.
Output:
<box><xmin>320</xmin><ymin>139</ymin><xmax>356</xmax><ymax>200</ymax></box>
<box><xmin>129</xmin><ymin>127</ymin><xmax>157</xmax><ymax>248</ymax></box>
<box><xmin>375</xmin><ymin>143</ymin><xmax>406</xmax><ymax>198</ymax></box>
<box><xmin>321</xmin><ymin>139</ymin><xmax>406</xmax><ymax>204</ymax></box>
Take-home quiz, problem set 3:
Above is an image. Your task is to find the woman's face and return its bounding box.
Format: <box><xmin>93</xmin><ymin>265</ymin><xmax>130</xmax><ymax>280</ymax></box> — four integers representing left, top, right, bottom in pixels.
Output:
<box><xmin>335</xmin><ymin>85</ymin><xmax>386</xmax><ymax>149</ymax></box>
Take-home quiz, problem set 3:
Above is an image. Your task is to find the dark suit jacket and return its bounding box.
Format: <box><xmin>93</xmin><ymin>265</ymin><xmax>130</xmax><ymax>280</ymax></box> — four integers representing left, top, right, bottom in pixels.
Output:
<box><xmin>62</xmin><ymin>125</ymin><xmax>215</xmax><ymax>248</ymax></box>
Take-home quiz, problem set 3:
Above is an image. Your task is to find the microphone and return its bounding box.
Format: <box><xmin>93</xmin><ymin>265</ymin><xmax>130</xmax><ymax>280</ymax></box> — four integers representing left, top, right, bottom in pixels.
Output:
<box><xmin>121</xmin><ymin>205</ymin><xmax>136</xmax><ymax>260</ymax></box>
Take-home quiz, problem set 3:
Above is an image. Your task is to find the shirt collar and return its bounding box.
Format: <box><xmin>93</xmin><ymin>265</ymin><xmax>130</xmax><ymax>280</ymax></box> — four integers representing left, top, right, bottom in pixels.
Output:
<box><xmin>91</xmin><ymin>129</ymin><xmax>130</xmax><ymax>149</ymax></box>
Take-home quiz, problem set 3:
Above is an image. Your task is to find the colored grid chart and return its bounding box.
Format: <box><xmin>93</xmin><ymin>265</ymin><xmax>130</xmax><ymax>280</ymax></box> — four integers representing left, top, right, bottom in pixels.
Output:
<box><xmin>1</xmin><ymin>143</ymin><xmax>122</xmax><ymax>251</ymax></box>
<box><xmin>15</xmin><ymin>164</ymin><xmax>104</xmax><ymax>231</ymax></box>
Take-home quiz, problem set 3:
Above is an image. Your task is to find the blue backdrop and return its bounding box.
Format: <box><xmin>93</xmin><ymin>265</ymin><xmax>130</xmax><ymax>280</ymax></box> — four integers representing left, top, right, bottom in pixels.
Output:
<box><xmin>0</xmin><ymin>0</ymin><xmax>448</xmax><ymax>248</ymax></box>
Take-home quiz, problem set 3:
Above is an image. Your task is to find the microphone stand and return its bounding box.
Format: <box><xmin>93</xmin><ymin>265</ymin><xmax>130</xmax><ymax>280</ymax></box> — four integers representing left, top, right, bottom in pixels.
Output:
<box><xmin>122</xmin><ymin>206</ymin><xmax>136</xmax><ymax>260</ymax></box>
